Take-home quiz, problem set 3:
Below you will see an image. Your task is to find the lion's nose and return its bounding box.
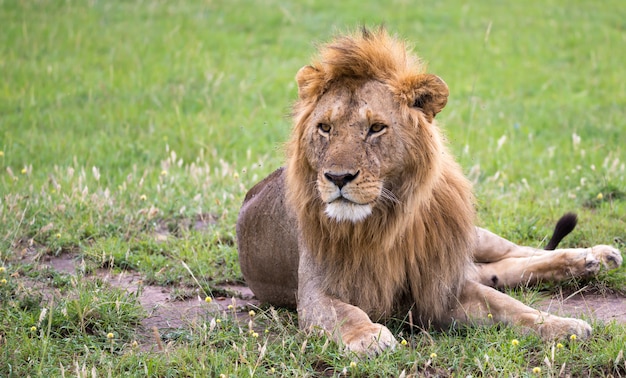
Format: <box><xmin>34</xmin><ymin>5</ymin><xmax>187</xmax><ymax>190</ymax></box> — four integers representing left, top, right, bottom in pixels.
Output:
<box><xmin>324</xmin><ymin>171</ymin><xmax>359</xmax><ymax>189</ymax></box>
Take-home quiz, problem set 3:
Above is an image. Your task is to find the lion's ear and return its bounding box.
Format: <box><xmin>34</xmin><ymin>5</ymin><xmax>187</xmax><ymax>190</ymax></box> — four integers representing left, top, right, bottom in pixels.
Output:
<box><xmin>296</xmin><ymin>65</ymin><xmax>324</xmax><ymax>100</ymax></box>
<box><xmin>409</xmin><ymin>74</ymin><xmax>449</xmax><ymax>121</ymax></box>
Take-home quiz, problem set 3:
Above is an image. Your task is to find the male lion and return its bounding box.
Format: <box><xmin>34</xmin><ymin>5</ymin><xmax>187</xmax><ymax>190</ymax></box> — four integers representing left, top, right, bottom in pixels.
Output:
<box><xmin>236</xmin><ymin>28</ymin><xmax>622</xmax><ymax>355</ymax></box>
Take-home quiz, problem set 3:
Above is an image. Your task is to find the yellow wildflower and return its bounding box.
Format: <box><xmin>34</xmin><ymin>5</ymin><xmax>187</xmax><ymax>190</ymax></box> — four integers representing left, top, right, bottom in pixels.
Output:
<box><xmin>532</xmin><ymin>367</ymin><xmax>541</xmax><ymax>374</ymax></box>
<box><xmin>430</xmin><ymin>352</ymin><xmax>437</xmax><ymax>359</ymax></box>
<box><xmin>570</xmin><ymin>334</ymin><xmax>577</xmax><ymax>341</ymax></box>
<box><xmin>511</xmin><ymin>339</ymin><xmax>519</xmax><ymax>346</ymax></box>
<box><xmin>204</xmin><ymin>296</ymin><xmax>212</xmax><ymax>303</ymax></box>
<box><xmin>107</xmin><ymin>332</ymin><xmax>114</xmax><ymax>339</ymax></box>
<box><xmin>349</xmin><ymin>361</ymin><xmax>357</xmax><ymax>368</ymax></box>
<box><xmin>248</xmin><ymin>310</ymin><xmax>256</xmax><ymax>317</ymax></box>
<box><xmin>401</xmin><ymin>339</ymin><xmax>408</xmax><ymax>346</ymax></box>
<box><xmin>557</xmin><ymin>343</ymin><xmax>564</xmax><ymax>349</ymax></box>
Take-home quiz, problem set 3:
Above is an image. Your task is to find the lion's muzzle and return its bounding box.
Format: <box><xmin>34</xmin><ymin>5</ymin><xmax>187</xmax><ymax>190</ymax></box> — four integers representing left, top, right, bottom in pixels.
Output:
<box><xmin>321</xmin><ymin>169</ymin><xmax>374</xmax><ymax>223</ymax></box>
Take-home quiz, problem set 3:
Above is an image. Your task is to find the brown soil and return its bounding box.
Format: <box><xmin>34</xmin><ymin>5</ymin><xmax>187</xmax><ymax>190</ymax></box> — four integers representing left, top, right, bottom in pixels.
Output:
<box><xmin>537</xmin><ymin>291</ymin><xmax>626</xmax><ymax>323</ymax></box>
<box><xmin>34</xmin><ymin>253</ymin><xmax>260</xmax><ymax>350</ymax></box>
<box><xmin>35</xmin><ymin>253</ymin><xmax>626</xmax><ymax>348</ymax></box>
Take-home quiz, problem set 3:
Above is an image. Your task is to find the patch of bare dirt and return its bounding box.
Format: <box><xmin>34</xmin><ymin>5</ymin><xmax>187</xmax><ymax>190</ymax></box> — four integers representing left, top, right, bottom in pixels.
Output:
<box><xmin>96</xmin><ymin>269</ymin><xmax>259</xmax><ymax>330</ymax></box>
<box><xmin>537</xmin><ymin>291</ymin><xmax>626</xmax><ymax>323</ymax></box>
<box><xmin>31</xmin><ymin>253</ymin><xmax>626</xmax><ymax>350</ymax></box>
<box><xmin>32</xmin><ymin>253</ymin><xmax>259</xmax><ymax>350</ymax></box>
<box><xmin>42</xmin><ymin>253</ymin><xmax>78</xmax><ymax>275</ymax></box>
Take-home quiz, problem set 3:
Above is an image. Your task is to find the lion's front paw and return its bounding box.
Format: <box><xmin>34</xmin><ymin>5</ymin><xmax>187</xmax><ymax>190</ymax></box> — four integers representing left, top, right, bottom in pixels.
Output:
<box><xmin>591</xmin><ymin>245</ymin><xmax>623</xmax><ymax>270</ymax></box>
<box><xmin>343</xmin><ymin>323</ymin><xmax>397</xmax><ymax>356</ymax></box>
<box><xmin>536</xmin><ymin>316</ymin><xmax>592</xmax><ymax>341</ymax></box>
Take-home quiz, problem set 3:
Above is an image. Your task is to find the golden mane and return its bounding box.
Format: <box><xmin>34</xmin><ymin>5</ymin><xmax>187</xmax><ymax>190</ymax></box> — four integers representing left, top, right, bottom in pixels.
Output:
<box><xmin>296</xmin><ymin>28</ymin><xmax>425</xmax><ymax>101</ymax></box>
<box><xmin>286</xmin><ymin>28</ymin><xmax>476</xmax><ymax>324</ymax></box>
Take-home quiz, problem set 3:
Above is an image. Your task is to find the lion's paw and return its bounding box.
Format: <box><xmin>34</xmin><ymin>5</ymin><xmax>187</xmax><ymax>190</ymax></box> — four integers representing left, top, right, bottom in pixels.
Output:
<box><xmin>536</xmin><ymin>316</ymin><xmax>592</xmax><ymax>341</ymax></box>
<box><xmin>343</xmin><ymin>323</ymin><xmax>397</xmax><ymax>357</ymax></box>
<box><xmin>591</xmin><ymin>245</ymin><xmax>623</xmax><ymax>270</ymax></box>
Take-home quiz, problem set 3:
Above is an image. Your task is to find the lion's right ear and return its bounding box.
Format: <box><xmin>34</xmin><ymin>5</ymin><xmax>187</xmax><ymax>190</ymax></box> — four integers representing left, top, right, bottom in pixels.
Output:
<box><xmin>296</xmin><ymin>65</ymin><xmax>325</xmax><ymax>100</ymax></box>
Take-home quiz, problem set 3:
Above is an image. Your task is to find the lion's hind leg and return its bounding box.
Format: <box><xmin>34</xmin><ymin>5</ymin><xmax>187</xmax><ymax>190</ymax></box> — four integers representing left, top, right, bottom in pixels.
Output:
<box><xmin>475</xmin><ymin>245</ymin><xmax>623</xmax><ymax>289</ymax></box>
<box><xmin>474</xmin><ymin>226</ymin><xmax>623</xmax><ymax>288</ymax></box>
<box><xmin>452</xmin><ymin>280</ymin><xmax>592</xmax><ymax>340</ymax></box>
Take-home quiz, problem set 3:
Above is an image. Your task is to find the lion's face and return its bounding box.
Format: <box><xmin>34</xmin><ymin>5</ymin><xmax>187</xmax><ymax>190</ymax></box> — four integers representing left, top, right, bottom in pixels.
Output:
<box><xmin>288</xmin><ymin>30</ymin><xmax>451</xmax><ymax>225</ymax></box>
<box><xmin>301</xmin><ymin>80</ymin><xmax>408</xmax><ymax>222</ymax></box>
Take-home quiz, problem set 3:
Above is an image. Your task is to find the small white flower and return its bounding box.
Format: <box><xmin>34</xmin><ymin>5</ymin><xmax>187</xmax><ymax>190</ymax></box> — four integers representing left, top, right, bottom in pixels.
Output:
<box><xmin>496</xmin><ymin>135</ymin><xmax>507</xmax><ymax>151</ymax></box>
<box><xmin>572</xmin><ymin>132</ymin><xmax>581</xmax><ymax>149</ymax></box>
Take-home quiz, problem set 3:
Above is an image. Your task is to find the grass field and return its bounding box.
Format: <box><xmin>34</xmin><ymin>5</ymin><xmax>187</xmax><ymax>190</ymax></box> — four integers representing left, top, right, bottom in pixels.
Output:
<box><xmin>1</xmin><ymin>0</ymin><xmax>625</xmax><ymax>376</ymax></box>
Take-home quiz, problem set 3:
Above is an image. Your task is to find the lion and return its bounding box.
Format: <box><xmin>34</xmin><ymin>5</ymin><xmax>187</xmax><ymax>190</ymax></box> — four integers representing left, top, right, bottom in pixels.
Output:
<box><xmin>236</xmin><ymin>28</ymin><xmax>623</xmax><ymax>355</ymax></box>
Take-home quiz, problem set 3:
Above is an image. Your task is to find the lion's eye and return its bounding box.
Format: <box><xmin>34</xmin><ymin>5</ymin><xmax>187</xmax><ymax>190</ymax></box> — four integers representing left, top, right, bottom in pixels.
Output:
<box><xmin>318</xmin><ymin>123</ymin><xmax>331</xmax><ymax>133</ymax></box>
<box><xmin>369</xmin><ymin>123</ymin><xmax>387</xmax><ymax>134</ymax></box>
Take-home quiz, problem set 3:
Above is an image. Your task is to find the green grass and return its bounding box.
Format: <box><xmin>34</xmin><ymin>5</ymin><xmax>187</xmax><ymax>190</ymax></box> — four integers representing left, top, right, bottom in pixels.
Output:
<box><xmin>1</xmin><ymin>0</ymin><xmax>625</xmax><ymax>376</ymax></box>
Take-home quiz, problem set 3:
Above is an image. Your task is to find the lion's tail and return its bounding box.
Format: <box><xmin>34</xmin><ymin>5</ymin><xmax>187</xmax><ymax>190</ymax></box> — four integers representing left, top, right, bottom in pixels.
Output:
<box><xmin>544</xmin><ymin>212</ymin><xmax>578</xmax><ymax>250</ymax></box>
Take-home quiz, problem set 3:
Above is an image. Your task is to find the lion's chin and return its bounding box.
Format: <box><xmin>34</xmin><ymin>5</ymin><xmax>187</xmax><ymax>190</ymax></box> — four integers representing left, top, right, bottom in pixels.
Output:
<box><xmin>324</xmin><ymin>201</ymin><xmax>372</xmax><ymax>223</ymax></box>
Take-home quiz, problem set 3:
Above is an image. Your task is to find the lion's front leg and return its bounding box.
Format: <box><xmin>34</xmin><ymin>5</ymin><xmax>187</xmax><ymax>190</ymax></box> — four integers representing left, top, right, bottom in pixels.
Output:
<box><xmin>452</xmin><ymin>280</ymin><xmax>592</xmax><ymax>340</ymax></box>
<box><xmin>298</xmin><ymin>298</ymin><xmax>397</xmax><ymax>355</ymax></box>
<box><xmin>297</xmin><ymin>250</ymin><xmax>397</xmax><ymax>356</ymax></box>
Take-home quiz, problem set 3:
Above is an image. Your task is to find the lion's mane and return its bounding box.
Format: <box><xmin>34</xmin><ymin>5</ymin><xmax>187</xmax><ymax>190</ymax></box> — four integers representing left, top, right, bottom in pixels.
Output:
<box><xmin>285</xmin><ymin>28</ymin><xmax>476</xmax><ymax>325</ymax></box>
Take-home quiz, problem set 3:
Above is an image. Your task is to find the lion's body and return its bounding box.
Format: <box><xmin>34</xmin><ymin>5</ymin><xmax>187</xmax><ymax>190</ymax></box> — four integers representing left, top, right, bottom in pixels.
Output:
<box><xmin>236</xmin><ymin>29</ymin><xmax>623</xmax><ymax>355</ymax></box>
<box><xmin>241</xmin><ymin>165</ymin><xmax>473</xmax><ymax>324</ymax></box>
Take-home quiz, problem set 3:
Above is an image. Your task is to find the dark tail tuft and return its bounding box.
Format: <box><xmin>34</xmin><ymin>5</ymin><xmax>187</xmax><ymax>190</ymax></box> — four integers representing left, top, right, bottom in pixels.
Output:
<box><xmin>545</xmin><ymin>212</ymin><xmax>578</xmax><ymax>250</ymax></box>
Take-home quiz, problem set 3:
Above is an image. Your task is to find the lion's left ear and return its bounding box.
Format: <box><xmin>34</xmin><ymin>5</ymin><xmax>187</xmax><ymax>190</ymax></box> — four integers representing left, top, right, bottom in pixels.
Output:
<box><xmin>401</xmin><ymin>74</ymin><xmax>449</xmax><ymax>121</ymax></box>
